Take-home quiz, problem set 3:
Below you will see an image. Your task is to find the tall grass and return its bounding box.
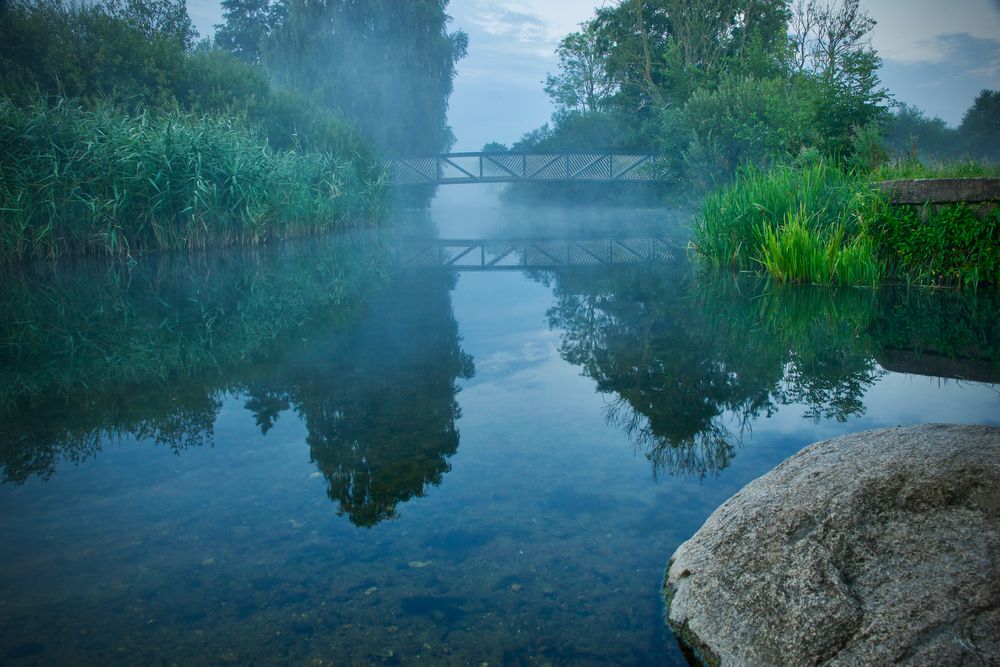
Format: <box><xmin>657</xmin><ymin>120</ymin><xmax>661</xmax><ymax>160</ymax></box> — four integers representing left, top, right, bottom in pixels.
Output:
<box><xmin>0</xmin><ymin>97</ymin><xmax>389</xmax><ymax>262</ymax></box>
<box><xmin>758</xmin><ymin>207</ymin><xmax>883</xmax><ymax>286</ymax></box>
<box><xmin>693</xmin><ymin>158</ymin><xmax>885</xmax><ymax>277</ymax></box>
<box><xmin>693</xmin><ymin>158</ymin><xmax>890</xmax><ymax>286</ymax></box>
<box><xmin>871</xmin><ymin>159</ymin><xmax>1000</xmax><ymax>180</ymax></box>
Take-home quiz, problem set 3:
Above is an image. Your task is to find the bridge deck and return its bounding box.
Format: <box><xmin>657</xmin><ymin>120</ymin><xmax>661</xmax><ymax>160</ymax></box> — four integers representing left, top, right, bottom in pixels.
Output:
<box><xmin>385</xmin><ymin>153</ymin><xmax>672</xmax><ymax>186</ymax></box>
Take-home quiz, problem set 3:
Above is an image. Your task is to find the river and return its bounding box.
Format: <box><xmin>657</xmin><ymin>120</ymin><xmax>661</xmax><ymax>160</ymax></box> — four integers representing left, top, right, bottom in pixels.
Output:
<box><xmin>1</xmin><ymin>187</ymin><xmax>998</xmax><ymax>665</ymax></box>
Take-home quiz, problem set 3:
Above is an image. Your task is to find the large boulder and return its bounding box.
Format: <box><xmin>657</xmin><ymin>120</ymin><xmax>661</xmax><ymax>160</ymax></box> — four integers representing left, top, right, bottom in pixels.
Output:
<box><xmin>664</xmin><ymin>424</ymin><xmax>1000</xmax><ymax>666</ymax></box>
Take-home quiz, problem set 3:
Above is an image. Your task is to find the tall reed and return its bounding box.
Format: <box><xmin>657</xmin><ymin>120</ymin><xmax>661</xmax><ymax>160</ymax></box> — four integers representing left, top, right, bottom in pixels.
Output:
<box><xmin>692</xmin><ymin>157</ymin><xmax>887</xmax><ymax>285</ymax></box>
<box><xmin>0</xmin><ymin>97</ymin><xmax>389</xmax><ymax>262</ymax></box>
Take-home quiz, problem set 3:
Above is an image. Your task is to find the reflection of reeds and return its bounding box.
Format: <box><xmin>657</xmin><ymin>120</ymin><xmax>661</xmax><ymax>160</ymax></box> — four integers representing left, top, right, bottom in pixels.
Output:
<box><xmin>0</xmin><ymin>97</ymin><xmax>388</xmax><ymax>262</ymax></box>
<box><xmin>0</xmin><ymin>234</ymin><xmax>392</xmax><ymax>415</ymax></box>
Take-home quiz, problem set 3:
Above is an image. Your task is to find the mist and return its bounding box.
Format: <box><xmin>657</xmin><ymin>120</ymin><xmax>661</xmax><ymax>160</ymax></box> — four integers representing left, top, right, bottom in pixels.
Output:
<box><xmin>1</xmin><ymin>1</ymin><xmax>999</xmax><ymax>665</ymax></box>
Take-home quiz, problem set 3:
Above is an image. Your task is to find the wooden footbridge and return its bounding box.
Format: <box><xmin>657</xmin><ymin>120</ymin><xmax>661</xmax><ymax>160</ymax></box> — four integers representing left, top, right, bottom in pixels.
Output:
<box><xmin>384</xmin><ymin>153</ymin><xmax>671</xmax><ymax>186</ymax></box>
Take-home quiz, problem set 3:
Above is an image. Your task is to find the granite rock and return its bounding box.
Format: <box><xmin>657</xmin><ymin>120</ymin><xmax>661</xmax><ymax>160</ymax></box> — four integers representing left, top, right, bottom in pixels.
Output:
<box><xmin>664</xmin><ymin>424</ymin><xmax>1000</xmax><ymax>666</ymax></box>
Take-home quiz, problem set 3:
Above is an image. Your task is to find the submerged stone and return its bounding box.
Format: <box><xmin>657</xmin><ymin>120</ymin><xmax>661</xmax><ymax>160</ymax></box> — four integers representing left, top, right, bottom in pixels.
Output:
<box><xmin>663</xmin><ymin>424</ymin><xmax>1000</xmax><ymax>666</ymax></box>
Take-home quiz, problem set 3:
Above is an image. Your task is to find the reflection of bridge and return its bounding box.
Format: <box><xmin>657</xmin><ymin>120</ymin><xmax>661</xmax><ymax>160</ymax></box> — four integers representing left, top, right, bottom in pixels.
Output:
<box><xmin>385</xmin><ymin>153</ymin><xmax>671</xmax><ymax>186</ymax></box>
<box><xmin>397</xmin><ymin>237</ymin><xmax>679</xmax><ymax>270</ymax></box>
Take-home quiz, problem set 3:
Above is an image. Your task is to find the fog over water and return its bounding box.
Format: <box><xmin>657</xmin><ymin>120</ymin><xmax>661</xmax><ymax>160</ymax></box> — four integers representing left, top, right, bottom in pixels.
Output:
<box><xmin>1</xmin><ymin>0</ymin><xmax>998</xmax><ymax>664</ymax></box>
<box><xmin>181</xmin><ymin>0</ymin><xmax>1000</xmax><ymax>142</ymax></box>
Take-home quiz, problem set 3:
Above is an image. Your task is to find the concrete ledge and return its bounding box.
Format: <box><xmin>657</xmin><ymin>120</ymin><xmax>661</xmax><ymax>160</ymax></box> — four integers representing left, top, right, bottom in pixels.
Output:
<box><xmin>875</xmin><ymin>178</ymin><xmax>1000</xmax><ymax>204</ymax></box>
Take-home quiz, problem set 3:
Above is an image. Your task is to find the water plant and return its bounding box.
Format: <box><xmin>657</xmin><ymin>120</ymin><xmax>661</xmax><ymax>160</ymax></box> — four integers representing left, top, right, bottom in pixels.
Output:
<box><xmin>0</xmin><ymin>97</ymin><xmax>388</xmax><ymax>262</ymax></box>
<box><xmin>692</xmin><ymin>157</ymin><xmax>885</xmax><ymax>284</ymax></box>
<box><xmin>757</xmin><ymin>206</ymin><xmax>884</xmax><ymax>286</ymax></box>
<box><xmin>867</xmin><ymin>202</ymin><xmax>1000</xmax><ymax>288</ymax></box>
<box><xmin>693</xmin><ymin>155</ymin><xmax>997</xmax><ymax>289</ymax></box>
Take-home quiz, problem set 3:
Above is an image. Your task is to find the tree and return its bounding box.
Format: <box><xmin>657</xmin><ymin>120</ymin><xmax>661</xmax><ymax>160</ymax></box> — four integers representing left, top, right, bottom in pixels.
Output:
<box><xmin>789</xmin><ymin>0</ymin><xmax>888</xmax><ymax>154</ymax></box>
<box><xmin>882</xmin><ymin>103</ymin><xmax>957</xmax><ymax>161</ymax></box>
<box><xmin>591</xmin><ymin>0</ymin><xmax>790</xmax><ymax>111</ymax></box>
<box><xmin>266</xmin><ymin>0</ymin><xmax>468</xmax><ymax>157</ymax></box>
<box><xmin>959</xmin><ymin>89</ymin><xmax>1000</xmax><ymax>160</ymax></box>
<box><xmin>214</xmin><ymin>0</ymin><xmax>285</xmax><ymax>65</ymax></box>
<box><xmin>544</xmin><ymin>21</ymin><xmax>616</xmax><ymax>113</ymax></box>
<box><xmin>0</xmin><ymin>0</ymin><xmax>196</xmax><ymax>109</ymax></box>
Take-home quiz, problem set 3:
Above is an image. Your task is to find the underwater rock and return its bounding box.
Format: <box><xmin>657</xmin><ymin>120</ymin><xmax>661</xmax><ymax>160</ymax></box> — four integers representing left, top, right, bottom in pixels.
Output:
<box><xmin>664</xmin><ymin>424</ymin><xmax>1000</xmax><ymax>666</ymax></box>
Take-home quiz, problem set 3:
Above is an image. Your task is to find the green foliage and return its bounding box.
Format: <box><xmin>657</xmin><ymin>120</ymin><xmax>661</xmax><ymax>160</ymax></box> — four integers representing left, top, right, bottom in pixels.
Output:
<box><xmin>0</xmin><ymin>0</ymin><xmax>194</xmax><ymax>109</ymax></box>
<box><xmin>0</xmin><ymin>97</ymin><xmax>387</xmax><ymax>262</ymax></box>
<box><xmin>0</xmin><ymin>0</ymin><xmax>369</xmax><ymax>156</ymax></box>
<box><xmin>881</xmin><ymin>103</ymin><xmax>958</xmax><ymax>163</ymax></box>
<box><xmin>510</xmin><ymin>0</ymin><xmax>892</xmax><ymax>201</ymax></box>
<box><xmin>695</xmin><ymin>157</ymin><xmax>999</xmax><ymax>289</ymax></box>
<box><xmin>847</xmin><ymin>120</ymin><xmax>890</xmax><ymax>172</ymax></box>
<box><xmin>693</xmin><ymin>158</ymin><xmax>883</xmax><ymax>274</ymax></box>
<box><xmin>871</xmin><ymin>159</ymin><xmax>1000</xmax><ymax>180</ymax></box>
<box><xmin>959</xmin><ymin>89</ymin><xmax>1000</xmax><ymax>161</ymax></box>
<box><xmin>591</xmin><ymin>0</ymin><xmax>791</xmax><ymax>112</ymax></box>
<box><xmin>544</xmin><ymin>20</ymin><xmax>616</xmax><ymax>113</ymax></box>
<box><xmin>867</xmin><ymin>203</ymin><xmax>1000</xmax><ymax>288</ymax></box>
<box><xmin>674</xmin><ymin>75</ymin><xmax>815</xmax><ymax>175</ymax></box>
<box><xmin>214</xmin><ymin>0</ymin><xmax>285</xmax><ymax>66</ymax></box>
<box><xmin>758</xmin><ymin>208</ymin><xmax>883</xmax><ymax>286</ymax></box>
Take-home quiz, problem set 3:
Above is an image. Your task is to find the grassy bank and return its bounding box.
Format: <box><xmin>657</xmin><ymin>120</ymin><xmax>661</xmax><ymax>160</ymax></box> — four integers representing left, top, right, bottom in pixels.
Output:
<box><xmin>0</xmin><ymin>97</ymin><xmax>388</xmax><ymax>262</ymax></box>
<box><xmin>693</xmin><ymin>158</ymin><xmax>1000</xmax><ymax>289</ymax></box>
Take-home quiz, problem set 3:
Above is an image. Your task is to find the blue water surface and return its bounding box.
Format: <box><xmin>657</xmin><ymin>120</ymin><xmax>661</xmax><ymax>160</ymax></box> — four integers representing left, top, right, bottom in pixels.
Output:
<box><xmin>1</xmin><ymin>187</ymin><xmax>997</xmax><ymax>665</ymax></box>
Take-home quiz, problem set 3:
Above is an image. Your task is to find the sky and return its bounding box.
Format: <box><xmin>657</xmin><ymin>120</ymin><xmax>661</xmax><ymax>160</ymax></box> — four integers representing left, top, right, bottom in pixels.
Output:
<box><xmin>185</xmin><ymin>0</ymin><xmax>1000</xmax><ymax>151</ymax></box>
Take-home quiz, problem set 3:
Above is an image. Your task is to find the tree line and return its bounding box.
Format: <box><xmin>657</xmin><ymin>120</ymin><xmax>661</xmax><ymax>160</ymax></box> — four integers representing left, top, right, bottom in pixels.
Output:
<box><xmin>498</xmin><ymin>0</ymin><xmax>998</xmax><ymax>191</ymax></box>
<box><xmin>1</xmin><ymin>0</ymin><xmax>467</xmax><ymax>157</ymax></box>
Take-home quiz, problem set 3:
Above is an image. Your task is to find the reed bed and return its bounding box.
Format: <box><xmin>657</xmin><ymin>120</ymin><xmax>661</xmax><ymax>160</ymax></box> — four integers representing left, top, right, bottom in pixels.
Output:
<box><xmin>692</xmin><ymin>158</ymin><xmax>886</xmax><ymax>283</ymax></box>
<box><xmin>0</xmin><ymin>97</ymin><xmax>388</xmax><ymax>262</ymax></box>
<box><xmin>693</xmin><ymin>156</ymin><xmax>999</xmax><ymax>288</ymax></box>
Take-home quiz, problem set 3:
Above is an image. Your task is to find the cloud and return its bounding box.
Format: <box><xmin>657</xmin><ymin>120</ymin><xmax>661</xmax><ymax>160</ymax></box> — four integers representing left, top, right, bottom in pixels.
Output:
<box><xmin>931</xmin><ymin>32</ymin><xmax>1000</xmax><ymax>77</ymax></box>
<box><xmin>880</xmin><ymin>32</ymin><xmax>1000</xmax><ymax>125</ymax></box>
<box><xmin>469</xmin><ymin>3</ymin><xmax>548</xmax><ymax>41</ymax></box>
<box><xmin>865</xmin><ymin>0</ymin><xmax>1000</xmax><ymax>63</ymax></box>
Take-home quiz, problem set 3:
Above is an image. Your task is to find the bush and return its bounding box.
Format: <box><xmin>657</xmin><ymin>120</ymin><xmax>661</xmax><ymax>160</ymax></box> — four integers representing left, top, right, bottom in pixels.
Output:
<box><xmin>868</xmin><ymin>203</ymin><xmax>1000</xmax><ymax>288</ymax></box>
<box><xmin>0</xmin><ymin>0</ymin><xmax>369</xmax><ymax>158</ymax></box>
<box><xmin>676</xmin><ymin>76</ymin><xmax>814</xmax><ymax>175</ymax></box>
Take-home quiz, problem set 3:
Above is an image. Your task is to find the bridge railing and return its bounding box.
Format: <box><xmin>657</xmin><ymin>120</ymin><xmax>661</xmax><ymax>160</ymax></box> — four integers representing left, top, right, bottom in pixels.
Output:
<box><xmin>384</xmin><ymin>153</ymin><xmax>672</xmax><ymax>186</ymax></box>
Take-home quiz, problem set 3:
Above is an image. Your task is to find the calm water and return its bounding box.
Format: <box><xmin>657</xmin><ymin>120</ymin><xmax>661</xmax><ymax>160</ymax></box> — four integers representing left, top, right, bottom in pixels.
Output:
<box><xmin>1</xmin><ymin>187</ymin><xmax>998</xmax><ymax>665</ymax></box>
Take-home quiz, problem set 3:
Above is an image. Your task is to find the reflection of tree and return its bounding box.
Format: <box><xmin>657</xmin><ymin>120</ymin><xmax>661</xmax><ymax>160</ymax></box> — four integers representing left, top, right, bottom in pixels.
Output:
<box><xmin>0</xmin><ymin>237</ymin><xmax>475</xmax><ymax>526</ymax></box>
<box><xmin>0</xmin><ymin>386</ymin><xmax>220</xmax><ymax>483</ymax></box>
<box><xmin>540</xmin><ymin>265</ymin><xmax>887</xmax><ymax>477</ymax></box>
<box><xmin>243</xmin><ymin>271</ymin><xmax>474</xmax><ymax>527</ymax></box>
